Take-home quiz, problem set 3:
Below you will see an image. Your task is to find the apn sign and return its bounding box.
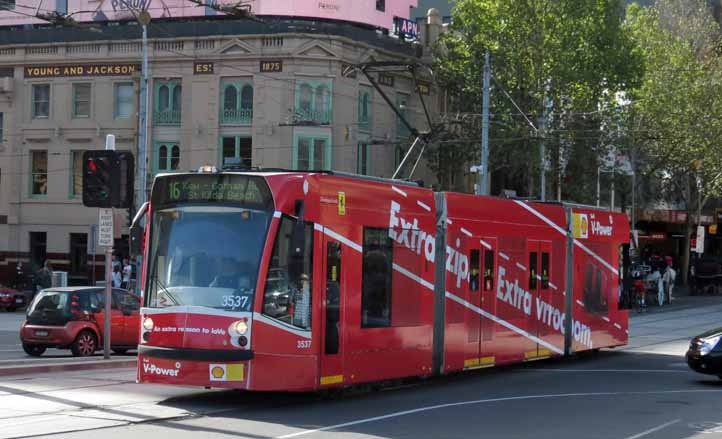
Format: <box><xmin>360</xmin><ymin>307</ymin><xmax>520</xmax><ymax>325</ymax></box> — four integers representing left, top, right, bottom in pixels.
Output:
<box><xmin>394</xmin><ymin>16</ymin><xmax>418</xmax><ymax>39</ymax></box>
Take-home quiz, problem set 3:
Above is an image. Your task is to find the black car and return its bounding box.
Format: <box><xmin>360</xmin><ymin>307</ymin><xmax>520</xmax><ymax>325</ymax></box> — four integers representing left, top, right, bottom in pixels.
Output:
<box><xmin>686</xmin><ymin>327</ymin><xmax>722</xmax><ymax>379</ymax></box>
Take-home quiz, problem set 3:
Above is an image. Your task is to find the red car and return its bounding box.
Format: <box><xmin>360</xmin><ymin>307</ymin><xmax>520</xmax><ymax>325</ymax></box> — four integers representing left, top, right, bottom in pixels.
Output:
<box><xmin>20</xmin><ymin>287</ymin><xmax>140</xmax><ymax>357</ymax></box>
<box><xmin>0</xmin><ymin>285</ymin><xmax>26</xmax><ymax>312</ymax></box>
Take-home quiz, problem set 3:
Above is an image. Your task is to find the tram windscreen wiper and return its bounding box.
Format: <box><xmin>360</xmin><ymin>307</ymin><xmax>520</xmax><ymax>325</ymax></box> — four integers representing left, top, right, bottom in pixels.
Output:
<box><xmin>152</xmin><ymin>275</ymin><xmax>179</xmax><ymax>306</ymax></box>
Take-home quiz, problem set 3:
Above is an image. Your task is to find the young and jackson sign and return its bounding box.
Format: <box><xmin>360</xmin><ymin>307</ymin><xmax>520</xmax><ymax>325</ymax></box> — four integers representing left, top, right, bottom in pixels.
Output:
<box><xmin>24</xmin><ymin>64</ymin><xmax>141</xmax><ymax>78</ymax></box>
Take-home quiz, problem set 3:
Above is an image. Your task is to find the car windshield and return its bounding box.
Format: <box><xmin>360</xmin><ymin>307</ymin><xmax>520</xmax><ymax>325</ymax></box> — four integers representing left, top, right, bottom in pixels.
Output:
<box><xmin>146</xmin><ymin>205</ymin><xmax>271</xmax><ymax>312</ymax></box>
<box><xmin>28</xmin><ymin>291</ymin><xmax>69</xmax><ymax>315</ymax></box>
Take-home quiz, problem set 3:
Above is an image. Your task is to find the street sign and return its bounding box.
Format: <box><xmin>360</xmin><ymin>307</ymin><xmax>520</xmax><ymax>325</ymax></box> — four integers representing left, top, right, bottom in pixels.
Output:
<box><xmin>98</xmin><ymin>208</ymin><xmax>114</xmax><ymax>247</ymax></box>
<box><xmin>695</xmin><ymin>225</ymin><xmax>705</xmax><ymax>254</ymax></box>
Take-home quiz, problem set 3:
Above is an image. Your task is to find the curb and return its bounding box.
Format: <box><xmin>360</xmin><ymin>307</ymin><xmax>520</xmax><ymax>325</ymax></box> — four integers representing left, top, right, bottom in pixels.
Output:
<box><xmin>0</xmin><ymin>359</ymin><xmax>137</xmax><ymax>377</ymax></box>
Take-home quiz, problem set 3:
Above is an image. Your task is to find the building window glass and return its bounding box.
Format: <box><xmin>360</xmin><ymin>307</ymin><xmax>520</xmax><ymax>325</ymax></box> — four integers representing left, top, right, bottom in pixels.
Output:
<box><xmin>32</xmin><ymin>84</ymin><xmax>50</xmax><ymax>119</ymax></box>
<box><xmin>70</xmin><ymin>151</ymin><xmax>83</xmax><ymax>198</ymax></box>
<box><xmin>358</xmin><ymin>86</ymin><xmax>372</xmax><ymax>132</ymax></box>
<box><xmin>114</xmin><ymin>82</ymin><xmax>134</xmax><ymax>118</ymax></box>
<box><xmin>72</xmin><ymin>83</ymin><xmax>91</xmax><ymax>118</ymax></box>
<box><xmin>295</xmin><ymin>80</ymin><xmax>332</xmax><ymax>125</ymax></box>
<box><xmin>357</xmin><ymin>142</ymin><xmax>370</xmax><ymax>175</ymax></box>
<box><xmin>294</xmin><ymin>134</ymin><xmax>330</xmax><ymax>170</ymax></box>
<box><xmin>220</xmin><ymin>79</ymin><xmax>253</xmax><ymax>125</ymax></box>
<box><xmin>262</xmin><ymin>216</ymin><xmax>314</xmax><ymax>330</ymax></box>
<box><xmin>220</xmin><ymin>136</ymin><xmax>252</xmax><ymax>168</ymax></box>
<box><xmin>153</xmin><ymin>80</ymin><xmax>181</xmax><ymax>125</ymax></box>
<box><xmin>396</xmin><ymin>93</ymin><xmax>410</xmax><ymax>138</ymax></box>
<box><xmin>31</xmin><ymin>150</ymin><xmax>47</xmax><ymax>196</ymax></box>
<box><xmin>376</xmin><ymin>0</ymin><xmax>385</xmax><ymax>12</ymax></box>
<box><xmin>154</xmin><ymin>142</ymin><xmax>180</xmax><ymax>174</ymax></box>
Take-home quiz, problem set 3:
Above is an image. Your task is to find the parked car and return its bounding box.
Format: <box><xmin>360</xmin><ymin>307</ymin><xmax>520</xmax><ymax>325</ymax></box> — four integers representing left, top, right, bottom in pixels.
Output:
<box><xmin>0</xmin><ymin>284</ymin><xmax>26</xmax><ymax>312</ymax></box>
<box><xmin>686</xmin><ymin>327</ymin><xmax>722</xmax><ymax>379</ymax></box>
<box><xmin>20</xmin><ymin>287</ymin><xmax>140</xmax><ymax>357</ymax></box>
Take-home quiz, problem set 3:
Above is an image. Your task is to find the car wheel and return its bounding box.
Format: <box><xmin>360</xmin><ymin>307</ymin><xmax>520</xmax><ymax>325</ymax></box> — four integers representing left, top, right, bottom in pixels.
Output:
<box><xmin>112</xmin><ymin>348</ymin><xmax>128</xmax><ymax>355</ymax></box>
<box><xmin>22</xmin><ymin>343</ymin><xmax>46</xmax><ymax>357</ymax></box>
<box><xmin>71</xmin><ymin>331</ymin><xmax>97</xmax><ymax>357</ymax></box>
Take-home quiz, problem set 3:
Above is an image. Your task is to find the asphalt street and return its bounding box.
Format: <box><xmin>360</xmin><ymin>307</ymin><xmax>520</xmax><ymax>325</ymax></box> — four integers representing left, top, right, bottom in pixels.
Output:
<box><xmin>0</xmin><ymin>297</ymin><xmax>718</xmax><ymax>439</ymax></box>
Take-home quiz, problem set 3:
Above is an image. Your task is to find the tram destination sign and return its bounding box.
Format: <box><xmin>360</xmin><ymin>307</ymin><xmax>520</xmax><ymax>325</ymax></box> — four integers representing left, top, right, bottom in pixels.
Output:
<box><xmin>25</xmin><ymin>64</ymin><xmax>141</xmax><ymax>78</ymax></box>
<box><xmin>153</xmin><ymin>174</ymin><xmax>273</xmax><ymax>209</ymax></box>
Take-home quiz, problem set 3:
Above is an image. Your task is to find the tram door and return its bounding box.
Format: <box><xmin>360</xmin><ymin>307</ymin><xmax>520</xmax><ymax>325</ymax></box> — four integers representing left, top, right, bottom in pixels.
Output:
<box><xmin>527</xmin><ymin>240</ymin><xmax>553</xmax><ymax>358</ymax></box>
<box><xmin>479</xmin><ymin>237</ymin><xmax>498</xmax><ymax>362</ymax></box>
<box><xmin>464</xmin><ymin>245</ymin><xmax>482</xmax><ymax>367</ymax></box>
<box><xmin>320</xmin><ymin>237</ymin><xmax>345</xmax><ymax>386</ymax></box>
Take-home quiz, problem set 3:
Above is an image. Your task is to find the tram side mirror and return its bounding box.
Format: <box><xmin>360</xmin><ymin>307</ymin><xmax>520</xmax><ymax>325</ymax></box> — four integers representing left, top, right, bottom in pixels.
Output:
<box><xmin>129</xmin><ymin>202</ymin><xmax>149</xmax><ymax>258</ymax></box>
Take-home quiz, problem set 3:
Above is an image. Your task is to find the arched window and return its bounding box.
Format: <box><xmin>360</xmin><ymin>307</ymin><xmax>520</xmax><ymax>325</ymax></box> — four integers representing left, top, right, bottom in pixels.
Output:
<box><xmin>224</xmin><ymin>85</ymin><xmax>237</xmax><ymax>111</ymax></box>
<box><xmin>241</xmin><ymin>85</ymin><xmax>253</xmax><ymax>110</ymax></box>
<box><xmin>170</xmin><ymin>145</ymin><xmax>180</xmax><ymax>170</ymax></box>
<box><xmin>158</xmin><ymin>145</ymin><xmax>168</xmax><ymax>170</ymax></box>
<box><xmin>172</xmin><ymin>85</ymin><xmax>182</xmax><ymax>111</ymax></box>
<box><xmin>361</xmin><ymin>92</ymin><xmax>369</xmax><ymax>121</ymax></box>
<box><xmin>299</xmin><ymin>83</ymin><xmax>313</xmax><ymax>114</ymax></box>
<box><xmin>315</xmin><ymin>85</ymin><xmax>328</xmax><ymax>117</ymax></box>
<box><xmin>158</xmin><ymin>85</ymin><xmax>169</xmax><ymax>111</ymax></box>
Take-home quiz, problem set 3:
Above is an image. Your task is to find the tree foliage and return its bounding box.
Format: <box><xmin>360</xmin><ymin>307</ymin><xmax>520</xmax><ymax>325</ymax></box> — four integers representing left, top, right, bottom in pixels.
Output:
<box><xmin>432</xmin><ymin>0</ymin><xmax>642</xmax><ymax>199</ymax></box>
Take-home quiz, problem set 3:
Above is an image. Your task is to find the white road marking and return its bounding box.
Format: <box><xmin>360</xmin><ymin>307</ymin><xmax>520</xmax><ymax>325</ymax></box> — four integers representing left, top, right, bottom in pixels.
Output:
<box><xmin>461</xmin><ymin>227</ymin><xmax>473</xmax><ymax>237</ymax></box>
<box><xmin>499</xmin><ymin>252</ymin><xmax>510</xmax><ymax>261</ymax></box>
<box><xmin>480</xmin><ymin>239</ymin><xmax>492</xmax><ymax>250</ymax></box>
<box><xmin>417</xmin><ymin>200</ymin><xmax>431</xmax><ymax>212</ymax></box>
<box><xmin>516</xmin><ymin>262</ymin><xmax>527</xmax><ymax>271</ymax></box>
<box><xmin>624</xmin><ymin>419</ymin><xmax>680</xmax><ymax>439</ymax></box>
<box><xmin>277</xmin><ymin>392</ymin><xmax>718</xmax><ymax>438</ymax></box>
<box><xmin>391</xmin><ymin>186</ymin><xmax>407</xmax><ymax>197</ymax></box>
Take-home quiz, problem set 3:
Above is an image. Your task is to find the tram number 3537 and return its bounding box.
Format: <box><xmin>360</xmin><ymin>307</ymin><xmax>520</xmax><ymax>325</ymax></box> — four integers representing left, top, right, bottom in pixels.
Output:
<box><xmin>297</xmin><ymin>340</ymin><xmax>312</xmax><ymax>349</ymax></box>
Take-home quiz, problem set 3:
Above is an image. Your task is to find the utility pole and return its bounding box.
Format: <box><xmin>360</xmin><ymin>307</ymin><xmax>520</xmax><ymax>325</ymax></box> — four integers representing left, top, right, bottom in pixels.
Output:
<box><xmin>103</xmin><ymin>135</ymin><xmax>115</xmax><ymax>360</ymax></box>
<box><xmin>479</xmin><ymin>50</ymin><xmax>491</xmax><ymax>196</ymax></box>
<box><xmin>136</xmin><ymin>10</ymin><xmax>150</xmax><ymax>214</ymax></box>
<box><xmin>539</xmin><ymin>97</ymin><xmax>548</xmax><ymax>202</ymax></box>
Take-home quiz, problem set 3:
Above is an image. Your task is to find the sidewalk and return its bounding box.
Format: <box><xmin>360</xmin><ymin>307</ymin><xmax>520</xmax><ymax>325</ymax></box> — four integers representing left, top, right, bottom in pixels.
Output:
<box><xmin>629</xmin><ymin>284</ymin><xmax>722</xmax><ymax>317</ymax></box>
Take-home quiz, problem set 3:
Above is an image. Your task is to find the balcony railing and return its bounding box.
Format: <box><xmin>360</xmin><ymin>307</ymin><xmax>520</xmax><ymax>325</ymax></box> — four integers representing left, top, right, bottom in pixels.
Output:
<box><xmin>221</xmin><ymin>108</ymin><xmax>253</xmax><ymax>125</ymax></box>
<box><xmin>154</xmin><ymin>110</ymin><xmax>181</xmax><ymax>125</ymax></box>
<box><xmin>295</xmin><ymin>107</ymin><xmax>332</xmax><ymax>125</ymax></box>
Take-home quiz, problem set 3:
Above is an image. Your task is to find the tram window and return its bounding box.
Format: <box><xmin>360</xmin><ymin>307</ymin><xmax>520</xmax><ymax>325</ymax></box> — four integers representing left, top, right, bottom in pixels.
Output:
<box><xmin>361</xmin><ymin>227</ymin><xmax>393</xmax><ymax>328</ymax></box>
<box><xmin>483</xmin><ymin>250</ymin><xmax>494</xmax><ymax>291</ymax></box>
<box><xmin>262</xmin><ymin>216</ymin><xmax>314</xmax><ymax>329</ymax></box>
<box><xmin>529</xmin><ymin>252</ymin><xmax>538</xmax><ymax>290</ymax></box>
<box><xmin>541</xmin><ymin>252</ymin><xmax>550</xmax><ymax>290</ymax></box>
<box><xmin>470</xmin><ymin>250</ymin><xmax>480</xmax><ymax>292</ymax></box>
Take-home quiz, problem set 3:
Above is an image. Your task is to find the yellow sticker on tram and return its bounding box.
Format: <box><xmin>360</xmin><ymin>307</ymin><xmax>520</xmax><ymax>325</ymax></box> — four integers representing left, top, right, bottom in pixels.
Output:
<box><xmin>338</xmin><ymin>192</ymin><xmax>346</xmax><ymax>216</ymax></box>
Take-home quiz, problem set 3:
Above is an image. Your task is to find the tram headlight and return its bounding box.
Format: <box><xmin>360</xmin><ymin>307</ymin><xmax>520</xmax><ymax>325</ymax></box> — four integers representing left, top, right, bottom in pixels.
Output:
<box><xmin>230</xmin><ymin>320</ymin><xmax>248</xmax><ymax>336</ymax></box>
<box><xmin>142</xmin><ymin>317</ymin><xmax>154</xmax><ymax>331</ymax></box>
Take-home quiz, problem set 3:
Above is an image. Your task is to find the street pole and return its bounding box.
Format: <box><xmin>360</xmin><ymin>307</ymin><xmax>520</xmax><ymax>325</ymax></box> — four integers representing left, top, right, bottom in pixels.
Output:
<box><xmin>103</xmin><ymin>134</ymin><xmax>115</xmax><ymax>360</ymax></box>
<box><xmin>539</xmin><ymin>95</ymin><xmax>550</xmax><ymax>202</ymax></box>
<box><xmin>479</xmin><ymin>49</ymin><xmax>491</xmax><ymax>196</ymax></box>
<box><xmin>135</xmin><ymin>13</ymin><xmax>150</xmax><ymax>298</ymax></box>
<box><xmin>596</xmin><ymin>166</ymin><xmax>601</xmax><ymax>207</ymax></box>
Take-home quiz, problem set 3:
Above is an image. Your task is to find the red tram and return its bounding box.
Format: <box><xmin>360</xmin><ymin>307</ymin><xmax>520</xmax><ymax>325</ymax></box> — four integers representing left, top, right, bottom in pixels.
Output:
<box><xmin>135</xmin><ymin>170</ymin><xmax>629</xmax><ymax>391</ymax></box>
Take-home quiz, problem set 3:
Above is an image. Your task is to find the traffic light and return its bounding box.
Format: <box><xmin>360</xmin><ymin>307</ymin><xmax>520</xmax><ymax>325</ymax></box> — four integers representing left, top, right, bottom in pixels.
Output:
<box><xmin>82</xmin><ymin>150</ymin><xmax>135</xmax><ymax>208</ymax></box>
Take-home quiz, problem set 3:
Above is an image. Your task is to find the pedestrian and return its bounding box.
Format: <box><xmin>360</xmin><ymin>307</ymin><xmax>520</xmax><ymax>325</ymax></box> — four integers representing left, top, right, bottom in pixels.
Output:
<box><xmin>646</xmin><ymin>266</ymin><xmax>663</xmax><ymax>306</ymax></box>
<box><xmin>663</xmin><ymin>256</ymin><xmax>676</xmax><ymax>303</ymax></box>
<box><xmin>35</xmin><ymin>261</ymin><xmax>52</xmax><ymax>298</ymax></box>
<box><xmin>112</xmin><ymin>266</ymin><xmax>123</xmax><ymax>288</ymax></box>
<box><xmin>122</xmin><ymin>257</ymin><xmax>132</xmax><ymax>289</ymax></box>
<box><xmin>14</xmin><ymin>261</ymin><xmax>25</xmax><ymax>290</ymax></box>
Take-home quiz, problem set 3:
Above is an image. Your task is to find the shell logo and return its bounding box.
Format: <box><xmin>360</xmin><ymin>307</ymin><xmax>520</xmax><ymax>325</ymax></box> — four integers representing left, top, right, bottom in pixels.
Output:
<box><xmin>211</xmin><ymin>366</ymin><xmax>225</xmax><ymax>379</ymax></box>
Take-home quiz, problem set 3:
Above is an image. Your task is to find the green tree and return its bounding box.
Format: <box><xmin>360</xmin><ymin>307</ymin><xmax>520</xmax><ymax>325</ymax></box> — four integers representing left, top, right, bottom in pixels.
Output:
<box><xmin>432</xmin><ymin>0</ymin><xmax>642</xmax><ymax>199</ymax></box>
<box><xmin>625</xmin><ymin>0</ymin><xmax>722</xmax><ymax>283</ymax></box>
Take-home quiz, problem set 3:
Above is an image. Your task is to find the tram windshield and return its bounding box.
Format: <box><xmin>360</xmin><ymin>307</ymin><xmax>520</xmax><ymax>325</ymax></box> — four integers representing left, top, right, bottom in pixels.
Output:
<box><xmin>146</xmin><ymin>174</ymin><xmax>274</xmax><ymax>312</ymax></box>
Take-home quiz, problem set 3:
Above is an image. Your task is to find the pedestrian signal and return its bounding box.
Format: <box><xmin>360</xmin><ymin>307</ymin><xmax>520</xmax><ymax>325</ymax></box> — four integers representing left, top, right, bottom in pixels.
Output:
<box><xmin>82</xmin><ymin>150</ymin><xmax>135</xmax><ymax>208</ymax></box>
